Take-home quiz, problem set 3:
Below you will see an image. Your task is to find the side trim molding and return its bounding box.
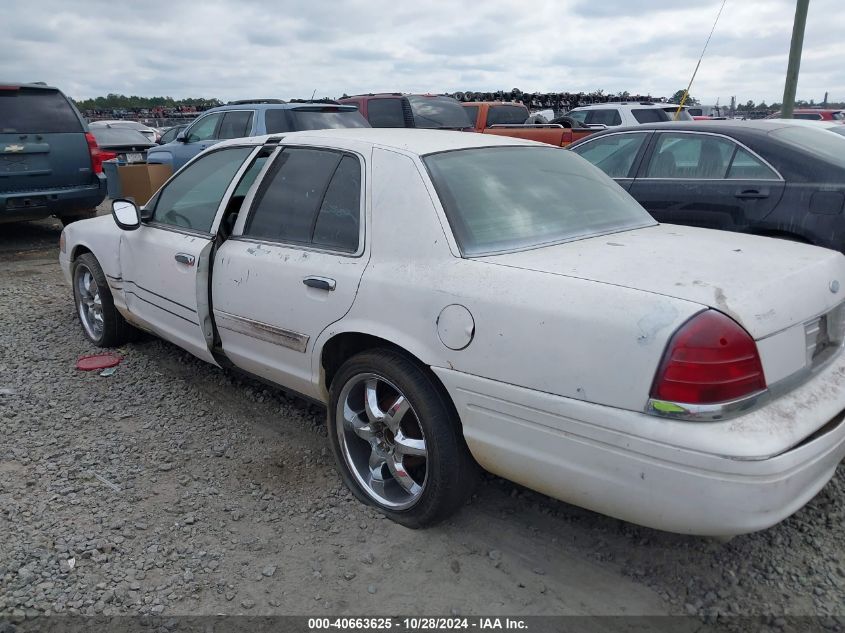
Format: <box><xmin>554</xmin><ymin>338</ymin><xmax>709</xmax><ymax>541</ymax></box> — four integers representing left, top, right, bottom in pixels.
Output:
<box><xmin>213</xmin><ymin>310</ymin><xmax>309</xmax><ymax>353</ymax></box>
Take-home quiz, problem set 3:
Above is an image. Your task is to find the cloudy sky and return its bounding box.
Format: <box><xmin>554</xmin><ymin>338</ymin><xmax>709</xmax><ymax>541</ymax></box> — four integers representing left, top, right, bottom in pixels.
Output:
<box><xmin>2</xmin><ymin>0</ymin><xmax>843</xmax><ymax>105</ymax></box>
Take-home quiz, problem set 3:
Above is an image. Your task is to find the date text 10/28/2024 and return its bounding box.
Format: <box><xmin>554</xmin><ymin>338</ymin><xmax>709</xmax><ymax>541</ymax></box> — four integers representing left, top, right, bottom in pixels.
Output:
<box><xmin>308</xmin><ymin>618</ymin><xmax>529</xmax><ymax>630</ymax></box>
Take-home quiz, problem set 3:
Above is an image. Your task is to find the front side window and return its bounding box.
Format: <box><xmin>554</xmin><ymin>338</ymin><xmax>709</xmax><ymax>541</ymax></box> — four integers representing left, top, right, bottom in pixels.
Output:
<box><xmin>366</xmin><ymin>99</ymin><xmax>406</xmax><ymax>127</ymax></box>
<box><xmin>646</xmin><ymin>133</ymin><xmax>735</xmax><ymax>179</ymax></box>
<box><xmin>186</xmin><ymin>113</ymin><xmax>222</xmax><ymax>142</ymax></box>
<box><xmin>244</xmin><ymin>148</ymin><xmax>361</xmax><ymax>252</ymax></box>
<box><xmin>217</xmin><ymin>111</ymin><xmax>254</xmax><ymax>139</ymax></box>
<box><xmin>568</xmin><ymin>110</ymin><xmax>588</xmax><ymax>123</ymax></box>
<box><xmin>152</xmin><ymin>147</ymin><xmax>253</xmax><ymax>232</ymax></box>
<box><xmin>486</xmin><ymin>105</ymin><xmax>529</xmax><ymax>126</ymax></box>
<box><xmin>794</xmin><ymin>113</ymin><xmax>822</xmax><ymax>120</ymax></box>
<box><xmin>661</xmin><ymin>107</ymin><xmax>693</xmax><ymax>121</ymax></box>
<box><xmin>584</xmin><ymin>109</ymin><xmax>622</xmax><ymax>126</ymax></box>
<box><xmin>571</xmin><ymin>133</ymin><xmax>647</xmax><ymax>178</ymax></box>
<box><xmin>424</xmin><ymin>146</ymin><xmax>654</xmax><ymax>256</ymax></box>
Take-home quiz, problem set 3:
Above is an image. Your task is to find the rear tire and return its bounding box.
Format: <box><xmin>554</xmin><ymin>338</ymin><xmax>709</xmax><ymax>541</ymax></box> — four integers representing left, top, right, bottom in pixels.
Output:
<box><xmin>72</xmin><ymin>253</ymin><xmax>137</xmax><ymax>347</ymax></box>
<box><xmin>328</xmin><ymin>348</ymin><xmax>478</xmax><ymax>528</ymax></box>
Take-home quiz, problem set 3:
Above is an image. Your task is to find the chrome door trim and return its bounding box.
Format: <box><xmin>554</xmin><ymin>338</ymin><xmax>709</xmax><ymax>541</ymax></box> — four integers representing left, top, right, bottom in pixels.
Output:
<box><xmin>213</xmin><ymin>309</ymin><xmax>309</xmax><ymax>353</ymax></box>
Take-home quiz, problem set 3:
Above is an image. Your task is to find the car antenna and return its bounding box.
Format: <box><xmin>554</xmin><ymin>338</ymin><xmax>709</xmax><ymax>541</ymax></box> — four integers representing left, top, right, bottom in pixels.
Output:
<box><xmin>310</xmin><ymin>89</ymin><xmax>317</xmax><ymax>102</ymax></box>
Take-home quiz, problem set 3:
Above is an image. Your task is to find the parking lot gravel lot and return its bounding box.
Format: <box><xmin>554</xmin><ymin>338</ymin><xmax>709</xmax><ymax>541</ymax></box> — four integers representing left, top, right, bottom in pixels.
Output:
<box><xmin>1</xmin><ymin>219</ymin><xmax>845</xmax><ymax>624</ymax></box>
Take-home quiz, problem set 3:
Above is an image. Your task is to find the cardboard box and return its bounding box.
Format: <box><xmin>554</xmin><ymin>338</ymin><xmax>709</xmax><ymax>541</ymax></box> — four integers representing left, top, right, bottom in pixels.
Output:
<box><xmin>117</xmin><ymin>164</ymin><xmax>172</xmax><ymax>206</ymax></box>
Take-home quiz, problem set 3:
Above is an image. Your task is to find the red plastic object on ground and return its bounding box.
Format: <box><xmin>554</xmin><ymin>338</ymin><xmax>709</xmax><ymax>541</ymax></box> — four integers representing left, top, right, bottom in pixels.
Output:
<box><xmin>76</xmin><ymin>353</ymin><xmax>123</xmax><ymax>371</ymax></box>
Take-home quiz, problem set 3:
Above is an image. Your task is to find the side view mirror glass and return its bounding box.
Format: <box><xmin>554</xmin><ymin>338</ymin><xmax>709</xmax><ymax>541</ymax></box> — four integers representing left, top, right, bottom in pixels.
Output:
<box><xmin>112</xmin><ymin>198</ymin><xmax>141</xmax><ymax>231</ymax></box>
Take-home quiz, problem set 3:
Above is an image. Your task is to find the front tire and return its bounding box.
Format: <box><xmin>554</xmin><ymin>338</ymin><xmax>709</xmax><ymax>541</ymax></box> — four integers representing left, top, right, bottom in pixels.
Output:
<box><xmin>328</xmin><ymin>348</ymin><xmax>478</xmax><ymax>528</ymax></box>
<box><xmin>72</xmin><ymin>253</ymin><xmax>136</xmax><ymax>347</ymax></box>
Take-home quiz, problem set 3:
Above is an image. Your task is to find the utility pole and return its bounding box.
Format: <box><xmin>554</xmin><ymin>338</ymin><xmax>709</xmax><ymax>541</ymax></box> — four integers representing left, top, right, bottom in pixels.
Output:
<box><xmin>781</xmin><ymin>0</ymin><xmax>810</xmax><ymax>118</ymax></box>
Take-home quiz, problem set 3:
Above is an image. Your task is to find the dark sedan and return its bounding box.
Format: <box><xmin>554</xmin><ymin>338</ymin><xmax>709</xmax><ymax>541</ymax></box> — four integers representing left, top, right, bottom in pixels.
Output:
<box><xmin>569</xmin><ymin>120</ymin><xmax>845</xmax><ymax>251</ymax></box>
<box><xmin>88</xmin><ymin>126</ymin><xmax>157</xmax><ymax>163</ymax></box>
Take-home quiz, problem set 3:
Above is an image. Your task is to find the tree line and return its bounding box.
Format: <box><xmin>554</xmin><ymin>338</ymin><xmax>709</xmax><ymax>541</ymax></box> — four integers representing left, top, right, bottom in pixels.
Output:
<box><xmin>72</xmin><ymin>94</ymin><xmax>224</xmax><ymax>111</ymax></box>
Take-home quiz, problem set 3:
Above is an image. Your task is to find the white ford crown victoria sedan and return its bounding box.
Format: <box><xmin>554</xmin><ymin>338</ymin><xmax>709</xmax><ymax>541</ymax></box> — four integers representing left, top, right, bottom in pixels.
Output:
<box><xmin>59</xmin><ymin>129</ymin><xmax>845</xmax><ymax>536</ymax></box>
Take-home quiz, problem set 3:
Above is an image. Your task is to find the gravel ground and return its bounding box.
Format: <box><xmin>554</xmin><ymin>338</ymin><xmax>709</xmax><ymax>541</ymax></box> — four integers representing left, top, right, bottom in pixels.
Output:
<box><xmin>1</xmin><ymin>220</ymin><xmax>844</xmax><ymax>625</ymax></box>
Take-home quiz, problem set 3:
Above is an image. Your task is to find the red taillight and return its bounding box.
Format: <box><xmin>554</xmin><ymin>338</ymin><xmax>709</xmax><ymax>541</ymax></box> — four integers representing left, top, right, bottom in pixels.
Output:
<box><xmin>85</xmin><ymin>132</ymin><xmax>104</xmax><ymax>174</ymax></box>
<box><xmin>651</xmin><ymin>311</ymin><xmax>766</xmax><ymax>405</ymax></box>
<box><xmin>100</xmin><ymin>150</ymin><xmax>118</xmax><ymax>162</ymax></box>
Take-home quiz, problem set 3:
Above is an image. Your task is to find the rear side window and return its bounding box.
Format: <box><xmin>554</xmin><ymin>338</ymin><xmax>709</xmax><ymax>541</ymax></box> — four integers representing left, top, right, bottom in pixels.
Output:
<box><xmin>289</xmin><ymin>109</ymin><xmax>369</xmax><ymax>131</ymax></box>
<box><xmin>646</xmin><ymin>133</ymin><xmax>735</xmax><ymax>179</ymax></box>
<box><xmin>366</xmin><ymin>99</ymin><xmax>406</xmax><ymax>127</ymax></box>
<box><xmin>486</xmin><ymin>105</ymin><xmax>529</xmax><ymax>126</ymax></box>
<box><xmin>727</xmin><ymin>148</ymin><xmax>779</xmax><ymax>179</ymax></box>
<box><xmin>632</xmin><ymin>108</ymin><xmax>670</xmax><ymax>124</ymax></box>
<box><xmin>245</xmin><ymin>148</ymin><xmax>361</xmax><ymax>252</ymax></box>
<box><xmin>0</xmin><ymin>88</ymin><xmax>81</xmax><ymax>133</ymax></box>
<box><xmin>217</xmin><ymin>111</ymin><xmax>254</xmax><ymax>139</ymax></box>
<box><xmin>794</xmin><ymin>113</ymin><xmax>822</xmax><ymax>120</ymax></box>
<box><xmin>312</xmin><ymin>156</ymin><xmax>361</xmax><ymax>252</ymax></box>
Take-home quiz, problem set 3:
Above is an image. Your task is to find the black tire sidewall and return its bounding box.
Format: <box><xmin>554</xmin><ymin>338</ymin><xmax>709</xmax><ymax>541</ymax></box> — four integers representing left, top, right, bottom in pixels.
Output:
<box><xmin>71</xmin><ymin>253</ymin><xmax>122</xmax><ymax>347</ymax></box>
<box><xmin>327</xmin><ymin>348</ymin><xmax>474</xmax><ymax>528</ymax></box>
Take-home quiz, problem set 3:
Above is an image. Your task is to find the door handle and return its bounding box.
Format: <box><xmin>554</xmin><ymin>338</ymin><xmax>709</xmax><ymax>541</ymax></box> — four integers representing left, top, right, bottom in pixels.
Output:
<box><xmin>303</xmin><ymin>276</ymin><xmax>336</xmax><ymax>291</ymax></box>
<box><xmin>174</xmin><ymin>253</ymin><xmax>195</xmax><ymax>266</ymax></box>
<box><xmin>735</xmin><ymin>189</ymin><xmax>769</xmax><ymax>199</ymax></box>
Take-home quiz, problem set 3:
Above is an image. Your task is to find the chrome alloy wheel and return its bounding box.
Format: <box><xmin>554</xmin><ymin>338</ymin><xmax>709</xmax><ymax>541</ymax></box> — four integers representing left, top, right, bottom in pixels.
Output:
<box><xmin>336</xmin><ymin>373</ymin><xmax>428</xmax><ymax>509</ymax></box>
<box><xmin>76</xmin><ymin>265</ymin><xmax>104</xmax><ymax>341</ymax></box>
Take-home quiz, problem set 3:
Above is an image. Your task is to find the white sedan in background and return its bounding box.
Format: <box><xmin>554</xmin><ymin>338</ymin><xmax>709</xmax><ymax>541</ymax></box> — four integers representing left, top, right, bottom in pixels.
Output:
<box><xmin>59</xmin><ymin>129</ymin><xmax>845</xmax><ymax>536</ymax></box>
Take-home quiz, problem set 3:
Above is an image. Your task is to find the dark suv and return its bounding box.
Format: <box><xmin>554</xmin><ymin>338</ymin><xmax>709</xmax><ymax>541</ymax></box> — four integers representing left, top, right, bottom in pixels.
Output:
<box><xmin>338</xmin><ymin>93</ymin><xmax>473</xmax><ymax>130</ymax></box>
<box><xmin>1</xmin><ymin>82</ymin><xmax>107</xmax><ymax>225</ymax></box>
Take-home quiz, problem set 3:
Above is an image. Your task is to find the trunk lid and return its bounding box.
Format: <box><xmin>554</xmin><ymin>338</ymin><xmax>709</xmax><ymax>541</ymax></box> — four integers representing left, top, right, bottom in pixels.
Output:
<box><xmin>0</xmin><ymin>86</ymin><xmax>93</xmax><ymax>192</ymax></box>
<box><xmin>477</xmin><ymin>223</ymin><xmax>845</xmax><ymax>339</ymax></box>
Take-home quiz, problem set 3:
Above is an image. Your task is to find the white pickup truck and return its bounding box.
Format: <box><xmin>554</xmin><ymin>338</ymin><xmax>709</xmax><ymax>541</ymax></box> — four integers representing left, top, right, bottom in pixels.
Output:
<box><xmin>60</xmin><ymin>128</ymin><xmax>845</xmax><ymax>535</ymax></box>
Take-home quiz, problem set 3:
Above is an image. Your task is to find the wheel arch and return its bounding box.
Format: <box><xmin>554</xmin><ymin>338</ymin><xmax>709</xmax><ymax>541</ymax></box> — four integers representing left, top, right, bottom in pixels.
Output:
<box><xmin>318</xmin><ymin>331</ymin><xmax>462</xmax><ymax>428</ymax></box>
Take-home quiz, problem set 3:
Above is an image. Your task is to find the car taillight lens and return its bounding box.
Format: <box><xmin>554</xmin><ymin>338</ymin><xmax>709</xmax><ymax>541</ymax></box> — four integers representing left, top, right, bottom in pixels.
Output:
<box><xmin>100</xmin><ymin>150</ymin><xmax>118</xmax><ymax>162</ymax></box>
<box><xmin>85</xmin><ymin>132</ymin><xmax>104</xmax><ymax>174</ymax></box>
<box><xmin>650</xmin><ymin>310</ymin><xmax>766</xmax><ymax>405</ymax></box>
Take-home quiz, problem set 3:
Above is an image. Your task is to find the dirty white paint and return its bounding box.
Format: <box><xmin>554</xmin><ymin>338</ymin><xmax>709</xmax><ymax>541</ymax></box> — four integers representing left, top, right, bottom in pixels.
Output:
<box><xmin>59</xmin><ymin>129</ymin><xmax>845</xmax><ymax>535</ymax></box>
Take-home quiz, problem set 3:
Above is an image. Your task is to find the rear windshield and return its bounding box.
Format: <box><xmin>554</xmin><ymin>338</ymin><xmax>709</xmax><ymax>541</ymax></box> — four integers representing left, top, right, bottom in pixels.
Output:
<box><xmin>633</xmin><ymin>108</ymin><xmax>670</xmax><ymax>124</ymax></box>
<box><xmin>407</xmin><ymin>96</ymin><xmax>473</xmax><ymax>129</ymax></box>
<box><xmin>487</xmin><ymin>105</ymin><xmax>529</xmax><ymax>126</ymax></box>
<box><xmin>89</xmin><ymin>127</ymin><xmax>154</xmax><ymax>146</ymax></box>
<box><xmin>290</xmin><ymin>108</ymin><xmax>368</xmax><ymax>131</ymax></box>
<box><xmin>770</xmin><ymin>125</ymin><xmax>845</xmax><ymax>169</ymax></box>
<box><xmin>0</xmin><ymin>88</ymin><xmax>82</xmax><ymax>134</ymax></box>
<box><xmin>424</xmin><ymin>146</ymin><xmax>655</xmax><ymax>256</ymax></box>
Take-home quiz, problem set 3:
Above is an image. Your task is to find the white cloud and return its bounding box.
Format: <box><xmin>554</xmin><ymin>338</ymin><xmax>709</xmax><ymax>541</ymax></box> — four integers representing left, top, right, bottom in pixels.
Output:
<box><xmin>1</xmin><ymin>0</ymin><xmax>842</xmax><ymax>104</ymax></box>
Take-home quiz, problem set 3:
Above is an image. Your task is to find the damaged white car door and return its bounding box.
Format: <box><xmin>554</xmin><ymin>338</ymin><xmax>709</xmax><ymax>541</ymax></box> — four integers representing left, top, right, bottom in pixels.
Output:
<box><xmin>118</xmin><ymin>146</ymin><xmax>257</xmax><ymax>362</ymax></box>
<box><xmin>211</xmin><ymin>145</ymin><xmax>369</xmax><ymax>398</ymax></box>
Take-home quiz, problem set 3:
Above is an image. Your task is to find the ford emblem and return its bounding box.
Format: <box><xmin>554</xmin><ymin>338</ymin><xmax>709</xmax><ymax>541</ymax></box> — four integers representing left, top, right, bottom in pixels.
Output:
<box><xmin>831</xmin><ymin>280</ymin><xmax>840</xmax><ymax>294</ymax></box>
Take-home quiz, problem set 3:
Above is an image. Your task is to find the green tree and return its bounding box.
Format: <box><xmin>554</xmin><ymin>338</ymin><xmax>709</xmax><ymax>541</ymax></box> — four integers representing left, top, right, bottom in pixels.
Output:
<box><xmin>670</xmin><ymin>89</ymin><xmax>700</xmax><ymax>106</ymax></box>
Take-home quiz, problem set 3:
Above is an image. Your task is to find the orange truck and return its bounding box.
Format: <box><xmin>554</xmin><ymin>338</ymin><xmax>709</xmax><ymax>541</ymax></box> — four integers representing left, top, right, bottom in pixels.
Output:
<box><xmin>463</xmin><ymin>101</ymin><xmax>599</xmax><ymax>147</ymax></box>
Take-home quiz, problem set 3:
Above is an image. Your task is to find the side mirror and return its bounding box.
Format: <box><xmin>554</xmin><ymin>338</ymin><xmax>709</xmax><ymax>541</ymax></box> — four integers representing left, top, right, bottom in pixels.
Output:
<box><xmin>176</xmin><ymin>131</ymin><xmax>188</xmax><ymax>143</ymax></box>
<box><xmin>112</xmin><ymin>198</ymin><xmax>141</xmax><ymax>231</ymax></box>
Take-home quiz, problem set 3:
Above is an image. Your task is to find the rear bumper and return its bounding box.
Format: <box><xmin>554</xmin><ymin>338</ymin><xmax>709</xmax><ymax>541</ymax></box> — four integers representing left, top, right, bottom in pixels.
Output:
<box><xmin>0</xmin><ymin>176</ymin><xmax>106</xmax><ymax>223</ymax></box>
<box><xmin>434</xmin><ymin>358</ymin><xmax>845</xmax><ymax>536</ymax></box>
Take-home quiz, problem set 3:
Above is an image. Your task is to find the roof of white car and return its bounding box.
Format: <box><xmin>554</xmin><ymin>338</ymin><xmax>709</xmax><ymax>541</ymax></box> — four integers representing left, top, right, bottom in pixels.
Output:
<box><xmin>571</xmin><ymin>103</ymin><xmax>686</xmax><ymax>111</ymax></box>
<box><xmin>215</xmin><ymin>128</ymin><xmax>536</xmax><ymax>155</ymax></box>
